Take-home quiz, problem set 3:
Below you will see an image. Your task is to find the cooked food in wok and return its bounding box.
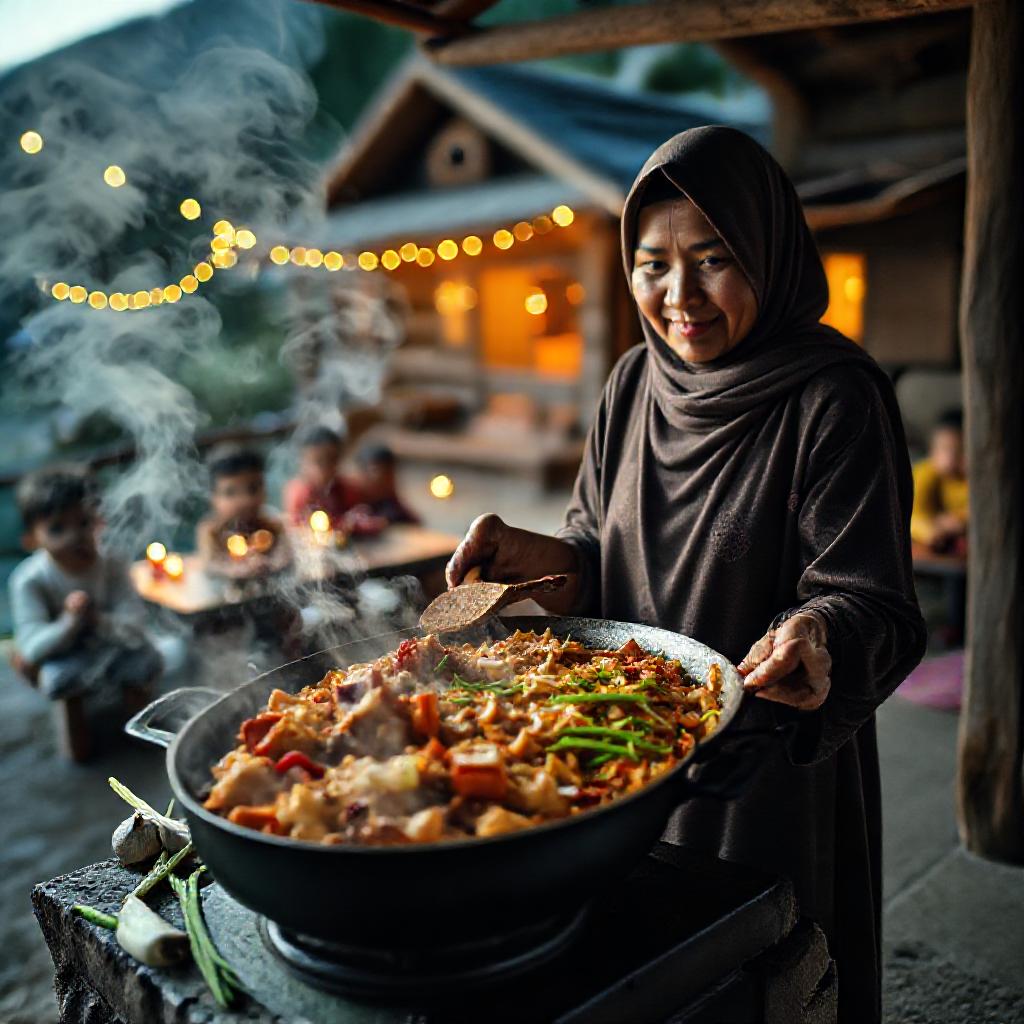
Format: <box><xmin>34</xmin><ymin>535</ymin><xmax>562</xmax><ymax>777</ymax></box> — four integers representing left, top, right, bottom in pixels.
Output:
<box><xmin>204</xmin><ymin>630</ymin><xmax>724</xmax><ymax>845</ymax></box>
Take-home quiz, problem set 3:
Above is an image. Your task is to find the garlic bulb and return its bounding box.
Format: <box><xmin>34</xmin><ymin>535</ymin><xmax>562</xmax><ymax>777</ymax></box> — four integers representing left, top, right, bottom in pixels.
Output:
<box><xmin>112</xmin><ymin>813</ymin><xmax>162</xmax><ymax>865</ymax></box>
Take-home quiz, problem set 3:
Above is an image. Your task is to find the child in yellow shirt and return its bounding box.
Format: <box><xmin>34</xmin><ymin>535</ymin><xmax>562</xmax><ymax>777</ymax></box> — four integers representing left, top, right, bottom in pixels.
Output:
<box><xmin>911</xmin><ymin>410</ymin><xmax>968</xmax><ymax>553</ymax></box>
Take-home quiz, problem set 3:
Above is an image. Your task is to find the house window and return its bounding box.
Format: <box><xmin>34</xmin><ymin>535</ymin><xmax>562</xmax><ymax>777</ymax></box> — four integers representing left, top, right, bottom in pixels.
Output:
<box><xmin>822</xmin><ymin>252</ymin><xmax>866</xmax><ymax>343</ymax></box>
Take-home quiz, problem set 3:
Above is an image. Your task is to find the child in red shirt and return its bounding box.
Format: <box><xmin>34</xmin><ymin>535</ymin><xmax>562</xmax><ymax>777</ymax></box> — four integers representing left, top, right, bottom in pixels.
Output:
<box><xmin>284</xmin><ymin>426</ymin><xmax>365</xmax><ymax>530</ymax></box>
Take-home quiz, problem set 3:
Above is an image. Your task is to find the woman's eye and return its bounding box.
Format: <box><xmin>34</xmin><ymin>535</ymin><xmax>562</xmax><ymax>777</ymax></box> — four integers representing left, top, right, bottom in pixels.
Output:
<box><xmin>700</xmin><ymin>256</ymin><xmax>728</xmax><ymax>269</ymax></box>
<box><xmin>638</xmin><ymin>260</ymin><xmax>666</xmax><ymax>274</ymax></box>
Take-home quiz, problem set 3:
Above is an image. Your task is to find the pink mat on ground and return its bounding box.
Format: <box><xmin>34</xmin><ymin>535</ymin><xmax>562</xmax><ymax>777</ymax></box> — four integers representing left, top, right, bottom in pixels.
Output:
<box><xmin>896</xmin><ymin>650</ymin><xmax>963</xmax><ymax>711</ymax></box>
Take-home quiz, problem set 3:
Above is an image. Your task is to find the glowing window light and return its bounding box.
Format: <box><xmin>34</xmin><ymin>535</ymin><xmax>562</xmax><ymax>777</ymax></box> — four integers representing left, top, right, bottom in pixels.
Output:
<box><xmin>305</xmin><ymin>248</ymin><xmax>324</xmax><ymax>267</ymax></box>
<box><xmin>552</xmin><ymin>205</ymin><xmax>574</xmax><ymax>227</ymax></box>
<box><xmin>235</xmin><ymin>228</ymin><xmax>257</xmax><ymax>249</ymax></box>
<box><xmin>212</xmin><ymin>250</ymin><xmax>237</xmax><ymax>269</ymax></box>
<box><xmin>462</xmin><ymin>235</ymin><xmax>483</xmax><ymax>256</ymax></box>
<box><xmin>358</xmin><ymin>251</ymin><xmax>379</xmax><ymax>271</ymax></box>
<box><xmin>415</xmin><ymin>248</ymin><xmax>435</xmax><ymax>267</ymax></box>
<box><xmin>51</xmin><ymin>282</ymin><xmax>69</xmax><ymax>301</ymax></box>
<box><xmin>269</xmin><ymin>245</ymin><xmax>289</xmax><ymax>265</ymax></box>
<box><xmin>566</xmin><ymin>282</ymin><xmax>586</xmax><ymax>305</ymax></box>
<box><xmin>226</xmin><ymin>534</ymin><xmax>249</xmax><ymax>558</ymax></box>
<box><xmin>493</xmin><ymin>229</ymin><xmax>514</xmax><ymax>250</ymax></box>
<box><xmin>821</xmin><ymin>252</ymin><xmax>867</xmax><ymax>344</ymax></box>
<box><xmin>381</xmin><ymin>249</ymin><xmax>401</xmax><ymax>271</ymax></box>
<box><xmin>88</xmin><ymin>291</ymin><xmax>108</xmax><ymax>309</ymax></box>
<box><xmin>109</xmin><ymin>292</ymin><xmax>128</xmax><ymax>311</ymax></box>
<box><xmin>211</xmin><ymin>236</ymin><xmax>231</xmax><ymax>252</ymax></box>
<box><xmin>429</xmin><ymin>474</ymin><xmax>455</xmax><ymax>499</ymax></box>
<box><xmin>179</xmin><ymin>198</ymin><xmax>201</xmax><ymax>220</ymax></box>
<box><xmin>194</xmin><ymin>261</ymin><xmax>213</xmax><ymax>282</ymax></box>
<box><xmin>163</xmin><ymin>284</ymin><xmax>182</xmax><ymax>303</ymax></box>
<box><xmin>69</xmin><ymin>286</ymin><xmax>87</xmax><ymax>304</ymax></box>
<box><xmin>19</xmin><ymin>130</ymin><xmax>43</xmax><ymax>154</ymax></box>
<box><xmin>525</xmin><ymin>289</ymin><xmax>548</xmax><ymax>316</ymax></box>
<box><xmin>133</xmin><ymin>290</ymin><xmax>151</xmax><ymax>309</ymax></box>
<box><xmin>289</xmin><ymin>246</ymin><xmax>307</xmax><ymax>266</ymax></box>
<box><xmin>324</xmin><ymin>251</ymin><xmax>343</xmax><ymax>271</ymax></box>
<box><xmin>103</xmin><ymin>165</ymin><xmax>126</xmax><ymax>188</ymax></box>
<box><xmin>513</xmin><ymin>221</ymin><xmax>534</xmax><ymax>242</ymax></box>
<box><xmin>437</xmin><ymin>239</ymin><xmax>459</xmax><ymax>261</ymax></box>
<box><xmin>212</xmin><ymin>219</ymin><xmax>234</xmax><ymax>238</ymax></box>
<box><xmin>179</xmin><ymin>275</ymin><xmax>198</xmax><ymax>294</ymax></box>
<box><xmin>532</xmin><ymin>215</ymin><xmax>553</xmax><ymax>235</ymax></box>
<box><xmin>150</xmin><ymin>287</ymin><xmax>164</xmax><ymax>305</ymax></box>
<box><xmin>400</xmin><ymin>242</ymin><xmax>418</xmax><ymax>262</ymax></box>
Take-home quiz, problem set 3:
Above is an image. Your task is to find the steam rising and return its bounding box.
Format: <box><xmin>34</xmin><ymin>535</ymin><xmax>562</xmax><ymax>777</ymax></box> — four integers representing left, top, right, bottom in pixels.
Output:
<box><xmin>1</xmin><ymin>0</ymin><xmax>418</xmax><ymax>669</ymax></box>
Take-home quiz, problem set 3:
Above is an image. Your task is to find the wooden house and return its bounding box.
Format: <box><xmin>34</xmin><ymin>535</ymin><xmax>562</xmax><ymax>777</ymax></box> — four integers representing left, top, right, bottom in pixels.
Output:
<box><xmin>320</xmin><ymin>60</ymin><xmax>766</xmax><ymax>477</ymax></box>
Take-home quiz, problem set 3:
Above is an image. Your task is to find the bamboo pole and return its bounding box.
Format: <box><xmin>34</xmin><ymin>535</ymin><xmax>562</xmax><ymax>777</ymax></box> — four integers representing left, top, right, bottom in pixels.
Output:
<box><xmin>956</xmin><ymin>0</ymin><xmax>1024</xmax><ymax>862</ymax></box>
<box><xmin>304</xmin><ymin>0</ymin><xmax>468</xmax><ymax>36</ymax></box>
<box><xmin>423</xmin><ymin>0</ymin><xmax>974</xmax><ymax>66</ymax></box>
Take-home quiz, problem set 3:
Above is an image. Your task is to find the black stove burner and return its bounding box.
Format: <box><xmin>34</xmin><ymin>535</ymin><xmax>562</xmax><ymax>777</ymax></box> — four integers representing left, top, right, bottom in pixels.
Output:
<box><xmin>261</xmin><ymin>906</ymin><xmax>589</xmax><ymax>998</ymax></box>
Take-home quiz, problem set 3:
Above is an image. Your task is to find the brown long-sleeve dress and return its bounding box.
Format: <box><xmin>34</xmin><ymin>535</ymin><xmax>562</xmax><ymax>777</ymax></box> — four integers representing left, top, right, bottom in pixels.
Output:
<box><xmin>557</xmin><ymin>127</ymin><xmax>926</xmax><ymax>1023</ymax></box>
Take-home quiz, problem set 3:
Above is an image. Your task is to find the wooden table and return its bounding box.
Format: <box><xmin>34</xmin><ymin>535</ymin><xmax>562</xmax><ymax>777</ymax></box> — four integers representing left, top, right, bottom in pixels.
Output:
<box><xmin>130</xmin><ymin>525</ymin><xmax>459</xmax><ymax>619</ymax></box>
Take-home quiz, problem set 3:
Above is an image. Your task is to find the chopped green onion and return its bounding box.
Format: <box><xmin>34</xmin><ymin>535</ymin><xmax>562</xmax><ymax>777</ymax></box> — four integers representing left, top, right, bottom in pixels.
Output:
<box><xmin>549</xmin><ymin>737</ymin><xmax>640</xmax><ymax>761</ymax></box>
<box><xmin>556</xmin><ymin>726</ymin><xmax>671</xmax><ymax>755</ymax></box>
<box><xmin>450</xmin><ymin>696</ymin><xmax>475</xmax><ymax>706</ymax></box>
<box><xmin>73</xmin><ymin>904</ymin><xmax>118</xmax><ymax>930</ymax></box>
<box><xmin>617</xmin><ymin>716</ymin><xmax>653</xmax><ymax>733</ymax></box>
<box><xmin>434</xmin><ymin>654</ymin><xmax>449</xmax><ymax>673</ymax></box>
<box><xmin>547</xmin><ymin>693</ymin><xmax>649</xmax><ymax>705</ymax></box>
<box><xmin>700</xmin><ymin>708</ymin><xmax>721</xmax><ymax>722</ymax></box>
<box><xmin>131</xmin><ymin>842</ymin><xmax>194</xmax><ymax>901</ymax></box>
<box><xmin>588</xmin><ymin>753</ymin><xmax>616</xmax><ymax>767</ymax></box>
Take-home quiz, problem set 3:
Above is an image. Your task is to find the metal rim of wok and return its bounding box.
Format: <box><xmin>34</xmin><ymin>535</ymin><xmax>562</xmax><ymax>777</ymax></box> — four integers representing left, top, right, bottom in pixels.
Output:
<box><xmin>163</xmin><ymin>615</ymin><xmax>747</xmax><ymax>856</ymax></box>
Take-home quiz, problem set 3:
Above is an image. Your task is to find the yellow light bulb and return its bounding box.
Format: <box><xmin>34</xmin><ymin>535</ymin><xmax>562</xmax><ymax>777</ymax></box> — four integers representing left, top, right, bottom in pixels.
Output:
<box><xmin>525</xmin><ymin>290</ymin><xmax>548</xmax><ymax>315</ymax></box>
<box><xmin>146</xmin><ymin>542</ymin><xmax>167</xmax><ymax>563</ymax></box>
<box><xmin>415</xmin><ymin>248</ymin><xmax>435</xmax><ymax>267</ymax></box>
<box><xmin>269</xmin><ymin>245</ymin><xmax>290</xmax><ymax>265</ymax></box>
<box><xmin>109</xmin><ymin>292</ymin><xmax>128</xmax><ymax>311</ymax></box>
<box><xmin>213</xmin><ymin>250</ymin><xmax>237</xmax><ymax>269</ymax></box>
<box><xmin>304</xmin><ymin>248</ymin><xmax>324</xmax><ymax>268</ymax></box>
<box><xmin>437</xmin><ymin>239</ymin><xmax>459</xmax><ymax>261</ymax></box>
<box><xmin>235</xmin><ymin>228</ymin><xmax>256</xmax><ymax>249</ymax></box>
<box><xmin>381</xmin><ymin>249</ymin><xmax>400</xmax><ymax>271</ymax></box>
<box><xmin>88</xmin><ymin>291</ymin><xmax>108</xmax><ymax>309</ymax></box>
<box><xmin>429</xmin><ymin>474</ymin><xmax>455</xmax><ymax>499</ymax></box>
<box><xmin>163</xmin><ymin>553</ymin><xmax>185</xmax><ymax>579</ymax></box>
<box><xmin>19</xmin><ymin>130</ymin><xmax>43</xmax><ymax>154</ymax></box>
<box><xmin>289</xmin><ymin>246</ymin><xmax>307</xmax><ymax>266</ymax></box>
<box><xmin>552</xmin><ymin>205</ymin><xmax>574</xmax><ymax>227</ymax></box>
<box><xmin>51</xmin><ymin>282</ymin><xmax>69</xmax><ymax>301</ymax></box>
<box><xmin>493</xmin><ymin>229</ymin><xmax>514</xmax><ymax>250</ymax></box>
<box><xmin>324</xmin><ymin>251</ymin><xmax>343</xmax><ymax>271</ymax></box>
<box><xmin>400</xmin><ymin>242</ymin><xmax>418</xmax><ymax>263</ymax></box>
<box><xmin>179</xmin><ymin>198</ymin><xmax>201</xmax><ymax>220</ymax></box>
<box><xmin>133</xmin><ymin>290</ymin><xmax>151</xmax><ymax>309</ymax></box>
<box><xmin>124</xmin><ymin>294</ymin><xmax>136</xmax><ymax>310</ymax></box>
<box><xmin>566</xmin><ymin>282</ymin><xmax>586</xmax><ymax>305</ymax></box>
<box><xmin>69</xmin><ymin>286</ymin><xmax>87</xmax><ymax>304</ymax></box>
<box><xmin>179</xmin><ymin>275</ymin><xmax>198</xmax><ymax>294</ymax></box>
<box><xmin>309</xmin><ymin>510</ymin><xmax>330</xmax><ymax>533</ymax></box>
<box><xmin>462</xmin><ymin>235</ymin><xmax>483</xmax><ymax>256</ymax></box>
<box><xmin>226</xmin><ymin>534</ymin><xmax>248</xmax><ymax>558</ymax></box>
<box><xmin>211</xmin><ymin>236</ymin><xmax>231</xmax><ymax>252</ymax></box>
<box><xmin>150</xmin><ymin>287</ymin><xmax>164</xmax><ymax>305</ymax></box>
<box><xmin>212</xmin><ymin>219</ymin><xmax>234</xmax><ymax>238</ymax></box>
<box><xmin>194</xmin><ymin>261</ymin><xmax>213</xmax><ymax>282</ymax></box>
<box><xmin>358</xmin><ymin>251</ymin><xmax>379</xmax><ymax>271</ymax></box>
<box><xmin>513</xmin><ymin>221</ymin><xmax>533</xmax><ymax>242</ymax></box>
<box><xmin>163</xmin><ymin>284</ymin><xmax>182</xmax><ymax>303</ymax></box>
<box><xmin>532</xmin><ymin>215</ymin><xmax>553</xmax><ymax>235</ymax></box>
<box><xmin>103</xmin><ymin>165</ymin><xmax>126</xmax><ymax>188</ymax></box>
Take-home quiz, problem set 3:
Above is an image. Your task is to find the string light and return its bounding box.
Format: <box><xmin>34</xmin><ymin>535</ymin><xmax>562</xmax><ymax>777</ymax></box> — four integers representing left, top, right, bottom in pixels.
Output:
<box><xmin>110</xmin><ymin>293</ymin><xmax>128</xmax><ymax>311</ymax></box>
<box><xmin>415</xmin><ymin>248</ymin><xmax>435</xmax><ymax>267</ymax></box>
<box><xmin>462</xmin><ymin>235</ymin><xmax>482</xmax><ymax>256</ymax></box>
<box><xmin>429</xmin><ymin>475</ymin><xmax>455</xmax><ymax>499</ymax></box>
<box><xmin>212</xmin><ymin>219</ymin><xmax>234</xmax><ymax>238</ymax></box>
<box><xmin>269</xmin><ymin>245</ymin><xmax>289</xmax><ymax>265</ymax></box>
<box><xmin>180</xmin><ymin>275</ymin><xmax>198</xmax><ymax>293</ymax></box>
<box><xmin>532</xmin><ymin>215</ymin><xmax>553</xmax><ymax>235</ymax></box>
<box><xmin>19</xmin><ymin>131</ymin><xmax>43</xmax><ymax>154</ymax></box>
<box><xmin>235</xmin><ymin>228</ymin><xmax>256</xmax><ymax>249</ymax></box>
<box><xmin>513</xmin><ymin>221</ymin><xmax>534</xmax><ymax>242</ymax></box>
<box><xmin>194</xmin><ymin>261</ymin><xmax>213</xmax><ymax>282</ymax></box>
<box><xmin>289</xmin><ymin>246</ymin><xmax>307</xmax><ymax>266</ymax></box>
<box><xmin>437</xmin><ymin>239</ymin><xmax>458</xmax><ymax>261</ymax></box>
<box><xmin>304</xmin><ymin>248</ymin><xmax>324</xmax><ymax>268</ymax></box>
<box><xmin>150</xmin><ymin>287</ymin><xmax>164</xmax><ymax>305</ymax></box>
<box><xmin>552</xmin><ymin>205</ymin><xmax>574</xmax><ymax>227</ymax></box>
<box><xmin>324</xmin><ymin>251</ymin><xmax>343</xmax><ymax>271</ymax></box>
<box><xmin>164</xmin><ymin>284</ymin><xmax>182</xmax><ymax>303</ymax></box>
<box><xmin>358</xmin><ymin>251</ymin><xmax>379</xmax><ymax>271</ymax></box>
<box><xmin>179</xmin><ymin>198</ymin><xmax>201</xmax><ymax>220</ymax></box>
<box><xmin>493</xmin><ymin>229</ymin><xmax>514</xmax><ymax>250</ymax></box>
<box><xmin>381</xmin><ymin>249</ymin><xmax>400</xmax><ymax>271</ymax></box>
<box><xmin>400</xmin><ymin>242</ymin><xmax>418</xmax><ymax>262</ymax></box>
<box><xmin>69</xmin><ymin>286</ymin><xmax>87</xmax><ymax>303</ymax></box>
<box><xmin>525</xmin><ymin>289</ymin><xmax>548</xmax><ymax>315</ymax></box>
<box><xmin>51</xmin><ymin>282</ymin><xmax>69</xmax><ymax>301</ymax></box>
<box><xmin>88</xmin><ymin>291</ymin><xmax>107</xmax><ymax>309</ymax></box>
<box><xmin>133</xmin><ymin>290</ymin><xmax>151</xmax><ymax>309</ymax></box>
<box><xmin>103</xmin><ymin>165</ymin><xmax>126</xmax><ymax>188</ymax></box>
<box><xmin>566</xmin><ymin>282</ymin><xmax>586</xmax><ymax>305</ymax></box>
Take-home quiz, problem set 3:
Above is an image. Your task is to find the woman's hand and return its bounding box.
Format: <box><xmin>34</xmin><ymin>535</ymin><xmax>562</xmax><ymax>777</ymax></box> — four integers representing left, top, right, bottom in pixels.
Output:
<box><xmin>446</xmin><ymin>514</ymin><xmax>582</xmax><ymax>615</ymax></box>
<box><xmin>738</xmin><ymin>612</ymin><xmax>831</xmax><ymax>711</ymax></box>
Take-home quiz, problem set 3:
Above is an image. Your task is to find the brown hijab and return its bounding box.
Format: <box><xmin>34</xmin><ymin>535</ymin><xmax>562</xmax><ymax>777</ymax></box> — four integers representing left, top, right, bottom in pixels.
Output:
<box><xmin>559</xmin><ymin>126</ymin><xmax>926</xmax><ymax>1023</ymax></box>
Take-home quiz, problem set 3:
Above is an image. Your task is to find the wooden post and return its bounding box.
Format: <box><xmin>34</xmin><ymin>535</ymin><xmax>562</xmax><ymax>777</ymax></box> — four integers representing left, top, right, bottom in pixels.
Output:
<box><xmin>956</xmin><ymin>0</ymin><xmax>1024</xmax><ymax>862</ymax></box>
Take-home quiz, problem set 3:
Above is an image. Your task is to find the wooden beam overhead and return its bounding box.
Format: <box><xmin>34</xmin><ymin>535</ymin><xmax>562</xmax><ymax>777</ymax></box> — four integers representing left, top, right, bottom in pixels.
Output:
<box><xmin>423</xmin><ymin>0</ymin><xmax>974</xmax><ymax>66</ymax></box>
<box><xmin>304</xmin><ymin>0</ymin><xmax>468</xmax><ymax>37</ymax></box>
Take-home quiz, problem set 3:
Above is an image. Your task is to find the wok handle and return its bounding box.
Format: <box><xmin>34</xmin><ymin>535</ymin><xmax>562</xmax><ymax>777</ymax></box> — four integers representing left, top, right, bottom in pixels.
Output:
<box><xmin>124</xmin><ymin>686</ymin><xmax>222</xmax><ymax>749</ymax></box>
<box><xmin>677</xmin><ymin>721</ymin><xmax>797</xmax><ymax>801</ymax></box>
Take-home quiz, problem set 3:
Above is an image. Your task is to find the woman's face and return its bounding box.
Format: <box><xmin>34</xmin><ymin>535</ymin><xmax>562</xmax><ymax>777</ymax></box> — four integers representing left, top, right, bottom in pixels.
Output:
<box><xmin>632</xmin><ymin>197</ymin><xmax>758</xmax><ymax>363</ymax></box>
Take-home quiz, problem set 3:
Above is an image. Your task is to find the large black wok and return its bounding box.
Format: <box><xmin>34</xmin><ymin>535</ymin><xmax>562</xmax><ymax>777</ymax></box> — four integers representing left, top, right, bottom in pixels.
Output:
<box><xmin>127</xmin><ymin>615</ymin><xmax>767</xmax><ymax>949</ymax></box>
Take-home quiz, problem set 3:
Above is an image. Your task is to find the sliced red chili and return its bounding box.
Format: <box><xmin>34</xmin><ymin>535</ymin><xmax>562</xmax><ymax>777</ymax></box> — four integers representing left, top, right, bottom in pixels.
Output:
<box><xmin>395</xmin><ymin>638</ymin><xmax>418</xmax><ymax>670</ymax></box>
<box><xmin>240</xmin><ymin>712</ymin><xmax>283</xmax><ymax>753</ymax></box>
<box><xmin>274</xmin><ymin>750</ymin><xmax>326</xmax><ymax>778</ymax></box>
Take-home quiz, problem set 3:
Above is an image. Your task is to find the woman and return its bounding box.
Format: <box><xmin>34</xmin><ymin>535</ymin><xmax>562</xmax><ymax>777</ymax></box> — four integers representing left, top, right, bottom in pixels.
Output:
<box><xmin>447</xmin><ymin>127</ymin><xmax>926</xmax><ymax>1023</ymax></box>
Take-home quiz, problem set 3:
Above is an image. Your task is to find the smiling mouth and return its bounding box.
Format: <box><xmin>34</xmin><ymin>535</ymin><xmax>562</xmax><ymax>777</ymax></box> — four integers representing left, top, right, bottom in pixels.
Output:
<box><xmin>668</xmin><ymin>317</ymin><xmax>719</xmax><ymax>339</ymax></box>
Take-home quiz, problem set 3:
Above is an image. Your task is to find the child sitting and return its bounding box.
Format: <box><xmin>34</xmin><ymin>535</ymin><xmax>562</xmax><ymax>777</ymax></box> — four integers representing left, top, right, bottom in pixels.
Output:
<box><xmin>911</xmin><ymin>410</ymin><xmax>968</xmax><ymax>555</ymax></box>
<box><xmin>355</xmin><ymin>443</ymin><xmax>421</xmax><ymax>526</ymax></box>
<box><xmin>283</xmin><ymin>426</ymin><xmax>364</xmax><ymax>530</ymax></box>
<box><xmin>196</xmin><ymin>445</ymin><xmax>290</xmax><ymax>579</ymax></box>
<box><xmin>9</xmin><ymin>465</ymin><xmax>165</xmax><ymax>761</ymax></box>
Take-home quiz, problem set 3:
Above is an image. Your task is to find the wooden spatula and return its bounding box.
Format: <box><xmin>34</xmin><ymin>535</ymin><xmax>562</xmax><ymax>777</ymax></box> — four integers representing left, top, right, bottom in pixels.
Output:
<box><xmin>419</xmin><ymin>569</ymin><xmax>568</xmax><ymax>634</ymax></box>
